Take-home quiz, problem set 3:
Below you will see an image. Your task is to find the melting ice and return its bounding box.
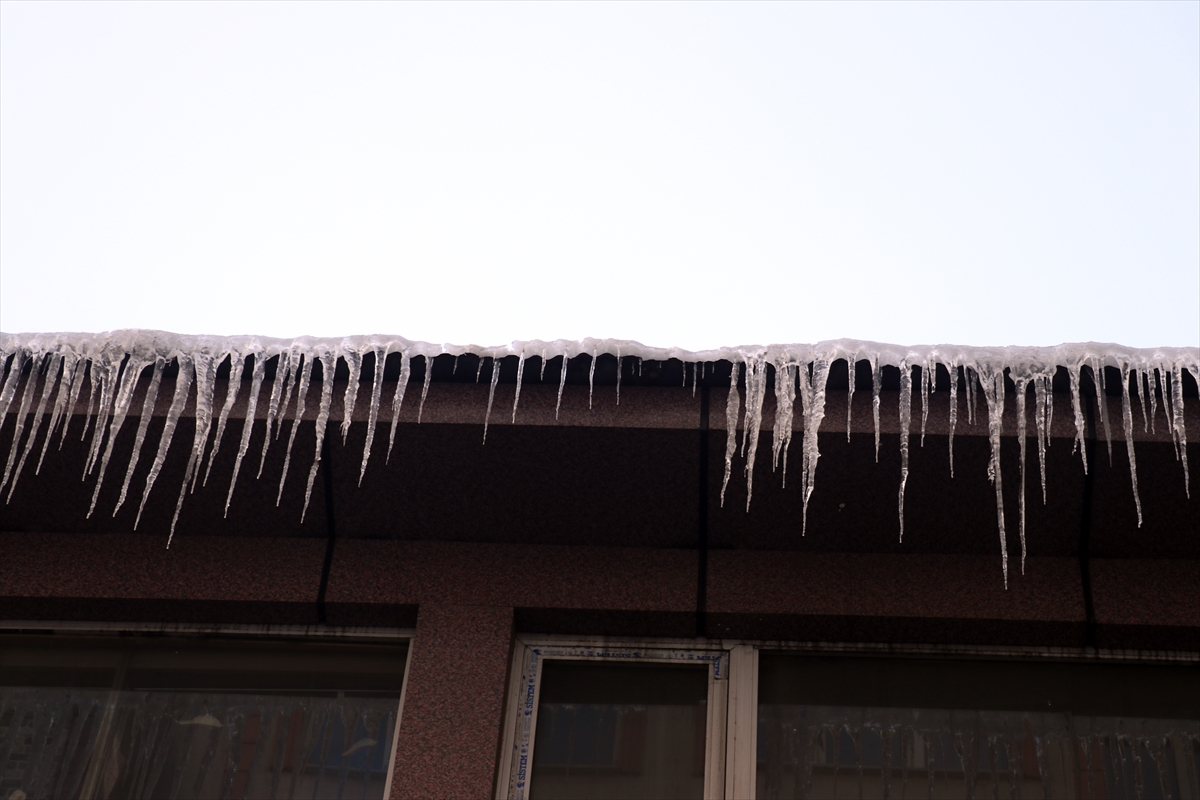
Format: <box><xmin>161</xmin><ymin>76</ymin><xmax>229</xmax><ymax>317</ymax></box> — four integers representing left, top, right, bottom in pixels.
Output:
<box><xmin>0</xmin><ymin>331</ymin><xmax>1196</xmax><ymax>583</ymax></box>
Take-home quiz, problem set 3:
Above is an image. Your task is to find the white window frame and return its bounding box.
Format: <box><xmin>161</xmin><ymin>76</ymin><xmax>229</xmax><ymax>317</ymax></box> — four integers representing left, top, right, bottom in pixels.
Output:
<box><xmin>496</xmin><ymin>636</ymin><xmax>1200</xmax><ymax>800</ymax></box>
<box><xmin>0</xmin><ymin>620</ymin><xmax>415</xmax><ymax>800</ymax></box>
<box><xmin>495</xmin><ymin>635</ymin><xmax>761</xmax><ymax>800</ymax></box>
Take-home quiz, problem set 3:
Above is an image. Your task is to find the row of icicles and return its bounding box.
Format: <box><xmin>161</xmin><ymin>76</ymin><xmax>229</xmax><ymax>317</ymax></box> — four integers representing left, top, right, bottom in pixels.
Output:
<box><xmin>0</xmin><ymin>332</ymin><xmax>1196</xmax><ymax>584</ymax></box>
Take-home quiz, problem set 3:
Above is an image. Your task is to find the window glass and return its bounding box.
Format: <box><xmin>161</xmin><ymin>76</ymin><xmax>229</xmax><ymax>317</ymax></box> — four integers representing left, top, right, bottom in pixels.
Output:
<box><xmin>757</xmin><ymin>654</ymin><xmax>1200</xmax><ymax>800</ymax></box>
<box><xmin>530</xmin><ymin>661</ymin><xmax>708</xmax><ymax>800</ymax></box>
<box><xmin>0</xmin><ymin>634</ymin><xmax>408</xmax><ymax>800</ymax></box>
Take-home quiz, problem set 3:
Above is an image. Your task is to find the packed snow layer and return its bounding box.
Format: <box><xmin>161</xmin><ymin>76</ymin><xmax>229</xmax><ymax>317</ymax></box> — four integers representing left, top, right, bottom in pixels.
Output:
<box><xmin>1</xmin><ymin>331</ymin><xmax>1197</xmax><ymax>584</ymax></box>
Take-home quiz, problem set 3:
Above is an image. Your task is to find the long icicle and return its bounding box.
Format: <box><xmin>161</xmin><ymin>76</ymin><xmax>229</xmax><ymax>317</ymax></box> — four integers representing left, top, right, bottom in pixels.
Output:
<box><xmin>114</xmin><ymin>358</ymin><xmax>165</xmax><ymax>517</ymax></box>
<box><xmin>1</xmin><ymin>353</ymin><xmax>46</xmax><ymax>497</ymax></box>
<box><xmin>417</xmin><ymin>355</ymin><xmax>433</xmax><ymax>423</ymax></box>
<box><xmin>277</xmin><ymin>353</ymin><xmax>312</xmax><ymax>506</ymax></box>
<box><xmin>202</xmin><ymin>352</ymin><xmax>244</xmax><ymax>487</ymax></box>
<box><xmin>1013</xmin><ymin>374</ymin><xmax>1029</xmax><ymax>574</ymax></box>
<box><xmin>741</xmin><ymin>357</ymin><xmax>769</xmax><ymax>510</ymax></box>
<box><xmin>85</xmin><ymin>357</ymin><xmax>150</xmax><ymax>514</ymax></box>
<box><xmin>897</xmin><ymin>360</ymin><xmax>912</xmax><ymax>543</ymax></box>
<box><xmin>948</xmin><ymin>362</ymin><xmax>959</xmax><ymax>478</ymax></box>
<box><xmin>360</xmin><ymin>346</ymin><xmax>386</xmax><ymax>485</ymax></box>
<box><xmin>301</xmin><ymin>351</ymin><xmax>337</xmax><ymax>522</ymax></box>
<box><xmin>1119</xmin><ymin>363</ymin><xmax>1142</xmax><ymax>526</ymax></box>
<box><xmin>978</xmin><ymin>366</ymin><xmax>1009</xmax><ymax>587</ymax></box>
<box><xmin>483</xmin><ymin>356</ymin><xmax>501</xmax><ymax>444</ymax></box>
<box><xmin>135</xmin><ymin>356</ymin><xmax>194</xmax><ymax>530</ymax></box>
<box><xmin>258</xmin><ymin>350</ymin><xmax>292</xmax><ymax>480</ymax></box>
<box><xmin>226</xmin><ymin>352</ymin><xmax>266</xmax><ymax>515</ymax></box>
<box><xmin>555</xmin><ymin>354</ymin><xmax>569</xmax><ymax>419</ymax></box>
<box><xmin>845</xmin><ymin>353</ymin><xmax>857</xmax><ymax>443</ymax></box>
<box><xmin>871</xmin><ymin>356</ymin><xmax>882</xmax><ymax>462</ymax></box>
<box><xmin>720</xmin><ymin>362</ymin><xmax>742</xmax><ymax>507</ymax></box>
<box><xmin>385</xmin><ymin>352</ymin><xmax>411</xmax><ymax>464</ymax></box>
<box><xmin>7</xmin><ymin>354</ymin><xmax>63</xmax><ymax>498</ymax></box>
<box><xmin>799</xmin><ymin>358</ymin><xmax>830</xmax><ymax>536</ymax></box>
<box><xmin>341</xmin><ymin>347</ymin><xmax>362</xmax><ymax>445</ymax></box>
<box><xmin>167</xmin><ymin>352</ymin><xmax>219</xmax><ymax>545</ymax></box>
<box><xmin>37</xmin><ymin>353</ymin><xmax>78</xmax><ymax>473</ymax></box>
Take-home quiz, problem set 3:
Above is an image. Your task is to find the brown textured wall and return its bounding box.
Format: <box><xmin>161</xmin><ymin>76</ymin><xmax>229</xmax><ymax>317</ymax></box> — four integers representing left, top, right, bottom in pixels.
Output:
<box><xmin>390</xmin><ymin>604</ymin><xmax>514</xmax><ymax>800</ymax></box>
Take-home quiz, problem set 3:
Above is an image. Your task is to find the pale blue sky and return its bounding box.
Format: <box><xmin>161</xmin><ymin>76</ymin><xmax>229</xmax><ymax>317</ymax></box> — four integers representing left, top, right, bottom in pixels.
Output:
<box><xmin>2</xmin><ymin>1</ymin><xmax>1197</xmax><ymax>348</ymax></box>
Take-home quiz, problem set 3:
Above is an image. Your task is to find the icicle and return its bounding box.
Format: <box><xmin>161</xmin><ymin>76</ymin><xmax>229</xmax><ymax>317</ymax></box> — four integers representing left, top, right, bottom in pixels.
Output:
<box><xmin>257</xmin><ymin>350</ymin><xmax>293</xmax><ymax>480</ymax></box>
<box><xmin>38</xmin><ymin>352</ymin><xmax>79</xmax><ymax>472</ymax></box>
<box><xmin>798</xmin><ymin>358</ymin><xmax>831</xmax><ymax>535</ymax></box>
<box><xmin>1013</xmin><ymin>375</ymin><xmax>1029</xmax><ymax>574</ymax></box>
<box><xmin>1044</xmin><ymin>373</ymin><xmax>1054</xmax><ymax>438</ymax></box>
<box><xmin>135</xmin><ymin>357</ymin><xmax>194</xmax><ymax>530</ymax></box>
<box><xmin>615</xmin><ymin>352</ymin><xmax>622</xmax><ymax>405</ymax></box>
<box><xmin>82</xmin><ymin>355</ymin><xmax>120</xmax><ymax>477</ymax></box>
<box><xmin>1032</xmin><ymin>373</ymin><xmax>1050</xmax><ymax>505</ymax></box>
<box><xmin>188</xmin><ymin>352</ymin><xmax>219</xmax><ymax>494</ymax></box>
<box><xmin>919</xmin><ymin>359</ymin><xmax>932</xmax><ymax>447</ymax></box>
<box><xmin>1</xmin><ymin>354</ymin><xmax>47</xmax><ymax>498</ymax></box>
<box><xmin>202</xmin><ymin>353</ymin><xmax>244</xmax><ymax>487</ymax></box>
<box><xmin>555</xmin><ymin>355</ymin><xmax>568</xmax><ymax>420</ymax></box>
<box><xmin>1173</xmin><ymin>364</ymin><xmax>1193</xmax><ymax>495</ymax></box>
<box><xmin>300</xmin><ymin>351</ymin><xmax>337</xmax><ymax>522</ymax></box>
<box><xmin>871</xmin><ymin>357</ymin><xmax>882</xmax><ymax>462</ymax></box>
<box><xmin>341</xmin><ymin>348</ymin><xmax>362</xmax><ymax>445</ymax></box>
<box><xmin>588</xmin><ymin>350</ymin><xmax>597</xmax><ymax>410</ymax></box>
<box><xmin>978</xmin><ymin>366</ymin><xmax>1009</xmax><ymax>586</ymax></box>
<box><xmin>719</xmin><ymin>362</ymin><xmax>742</xmax><ymax>507</ymax></box>
<box><xmin>385</xmin><ymin>352</ymin><xmax>411</xmax><ymax>464</ymax></box>
<box><xmin>1068</xmin><ymin>364</ymin><xmax>1088</xmax><ymax>473</ymax></box>
<box><xmin>0</xmin><ymin>350</ymin><xmax>31</xmax><ymax>435</ymax></box>
<box><xmin>1137</xmin><ymin>369</ymin><xmax>1150</xmax><ymax>433</ymax></box>
<box><xmin>897</xmin><ymin>361</ymin><xmax>912</xmax><ymax>543</ymax></box>
<box><xmin>845</xmin><ymin>353</ymin><xmax>858</xmax><ymax>443</ymax></box>
<box><xmin>771</xmin><ymin>362</ymin><xmax>797</xmax><ymax>484</ymax></box>
<box><xmin>948</xmin><ymin>362</ymin><xmax>959</xmax><ymax>478</ymax></box>
<box><xmin>475</xmin><ymin>356</ymin><xmax>484</xmax><ymax>383</ymax></box>
<box><xmin>483</xmin><ymin>357</ymin><xmax>500</xmax><ymax>444</ymax></box>
<box><xmin>1093</xmin><ymin>361</ymin><xmax>1114</xmax><ymax>467</ymax></box>
<box><xmin>7</xmin><ymin>354</ymin><xmax>63</xmax><ymax>498</ymax></box>
<box><xmin>167</xmin><ymin>352</ymin><xmax>218</xmax><ymax>545</ymax></box>
<box><xmin>740</xmin><ymin>357</ymin><xmax>770</xmax><ymax>510</ymax></box>
<box><xmin>85</xmin><ymin>357</ymin><xmax>150</xmax><ymax>515</ymax></box>
<box><xmin>1162</xmin><ymin>367</ymin><xmax>1179</xmax><ymax>461</ymax></box>
<box><xmin>360</xmin><ymin>347</ymin><xmax>386</xmax><ymax>485</ymax></box>
<box><xmin>55</xmin><ymin>353</ymin><xmax>89</xmax><ymax>451</ymax></box>
<box><xmin>1118</xmin><ymin>364</ymin><xmax>1142</xmax><ymax>526</ymax></box>
<box><xmin>539</xmin><ymin>351</ymin><xmax>547</xmax><ymax>381</ymax></box>
<box><xmin>114</xmin><ymin>358</ymin><xmax>165</xmax><ymax>517</ymax></box>
<box><xmin>226</xmin><ymin>352</ymin><xmax>266</xmax><ymax>515</ymax></box>
<box><xmin>1185</xmin><ymin>364</ymin><xmax>1195</xmax><ymax>494</ymax></box>
<box><xmin>512</xmin><ymin>355</ymin><xmax>526</xmax><ymax>423</ymax></box>
<box><xmin>79</xmin><ymin>360</ymin><xmax>102</xmax><ymax>446</ymax></box>
<box><xmin>1148</xmin><ymin>367</ymin><xmax>1160</xmax><ymax>435</ymax></box>
<box><xmin>962</xmin><ymin>366</ymin><xmax>973</xmax><ymax>425</ymax></box>
<box><xmin>417</xmin><ymin>355</ymin><xmax>433</xmax><ymax>423</ymax></box>
<box><xmin>277</xmin><ymin>354</ymin><xmax>312</xmax><ymax>505</ymax></box>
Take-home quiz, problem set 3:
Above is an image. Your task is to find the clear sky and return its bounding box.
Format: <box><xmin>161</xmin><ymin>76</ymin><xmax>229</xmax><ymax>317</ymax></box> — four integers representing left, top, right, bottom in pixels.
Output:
<box><xmin>2</xmin><ymin>1</ymin><xmax>1197</xmax><ymax>349</ymax></box>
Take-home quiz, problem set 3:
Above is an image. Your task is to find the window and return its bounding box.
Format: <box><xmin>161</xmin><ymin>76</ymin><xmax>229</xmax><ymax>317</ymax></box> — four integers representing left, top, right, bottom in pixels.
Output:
<box><xmin>500</xmin><ymin>641</ymin><xmax>1200</xmax><ymax>800</ymax></box>
<box><xmin>0</xmin><ymin>629</ymin><xmax>410</xmax><ymax>800</ymax></box>
<box><xmin>756</xmin><ymin>653</ymin><xmax>1200</xmax><ymax>800</ymax></box>
<box><xmin>498</xmin><ymin>639</ymin><xmax>730</xmax><ymax>800</ymax></box>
